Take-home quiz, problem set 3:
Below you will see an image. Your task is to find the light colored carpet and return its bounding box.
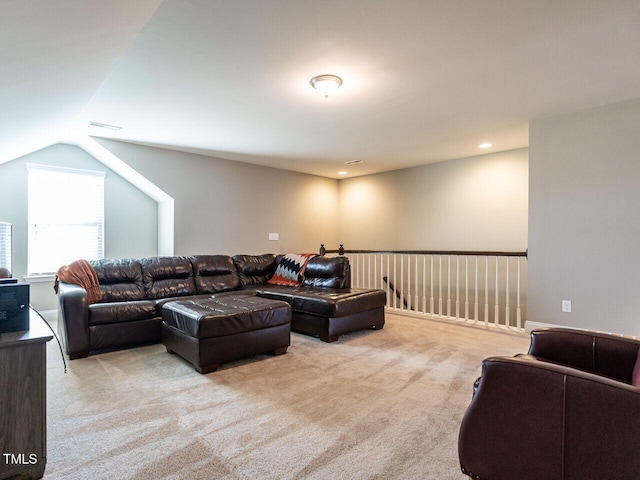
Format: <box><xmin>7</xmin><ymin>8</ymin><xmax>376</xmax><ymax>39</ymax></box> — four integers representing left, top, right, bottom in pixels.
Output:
<box><xmin>43</xmin><ymin>313</ymin><xmax>529</xmax><ymax>480</ymax></box>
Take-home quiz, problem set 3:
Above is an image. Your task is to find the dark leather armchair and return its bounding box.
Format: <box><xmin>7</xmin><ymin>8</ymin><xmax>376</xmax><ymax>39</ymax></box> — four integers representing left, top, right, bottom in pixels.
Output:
<box><xmin>458</xmin><ymin>328</ymin><xmax>640</xmax><ymax>480</ymax></box>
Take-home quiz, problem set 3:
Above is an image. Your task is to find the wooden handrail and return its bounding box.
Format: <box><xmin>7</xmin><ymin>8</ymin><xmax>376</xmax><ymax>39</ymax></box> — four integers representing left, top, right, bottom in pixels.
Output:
<box><xmin>382</xmin><ymin>276</ymin><xmax>408</xmax><ymax>309</ymax></box>
<box><xmin>319</xmin><ymin>245</ymin><xmax>528</xmax><ymax>258</ymax></box>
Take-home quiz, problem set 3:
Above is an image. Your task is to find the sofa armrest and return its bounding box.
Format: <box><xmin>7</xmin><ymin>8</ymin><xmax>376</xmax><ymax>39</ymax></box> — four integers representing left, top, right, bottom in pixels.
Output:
<box><xmin>302</xmin><ymin>256</ymin><xmax>351</xmax><ymax>289</ymax></box>
<box><xmin>528</xmin><ymin>327</ymin><xmax>640</xmax><ymax>383</ymax></box>
<box><xmin>459</xmin><ymin>355</ymin><xmax>640</xmax><ymax>480</ymax></box>
<box><xmin>57</xmin><ymin>281</ymin><xmax>90</xmax><ymax>359</ymax></box>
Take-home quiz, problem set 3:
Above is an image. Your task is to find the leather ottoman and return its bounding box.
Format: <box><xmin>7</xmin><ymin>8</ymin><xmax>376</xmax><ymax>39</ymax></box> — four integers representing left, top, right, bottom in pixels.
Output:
<box><xmin>162</xmin><ymin>295</ymin><xmax>291</xmax><ymax>373</ymax></box>
<box><xmin>256</xmin><ymin>286</ymin><xmax>386</xmax><ymax>342</ymax></box>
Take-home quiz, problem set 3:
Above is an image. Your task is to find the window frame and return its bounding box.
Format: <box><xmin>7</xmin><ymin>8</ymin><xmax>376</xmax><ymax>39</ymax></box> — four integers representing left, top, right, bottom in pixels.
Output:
<box><xmin>0</xmin><ymin>221</ymin><xmax>11</xmax><ymax>274</ymax></box>
<box><xmin>27</xmin><ymin>163</ymin><xmax>105</xmax><ymax>276</ymax></box>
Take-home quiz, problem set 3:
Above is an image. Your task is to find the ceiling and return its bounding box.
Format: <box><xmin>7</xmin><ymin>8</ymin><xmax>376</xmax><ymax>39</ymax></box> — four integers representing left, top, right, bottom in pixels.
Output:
<box><xmin>2</xmin><ymin>1</ymin><xmax>640</xmax><ymax>178</ymax></box>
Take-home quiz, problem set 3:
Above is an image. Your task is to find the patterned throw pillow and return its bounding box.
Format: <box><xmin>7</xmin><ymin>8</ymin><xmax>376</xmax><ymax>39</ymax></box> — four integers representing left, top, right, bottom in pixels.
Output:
<box><xmin>267</xmin><ymin>253</ymin><xmax>317</xmax><ymax>286</ymax></box>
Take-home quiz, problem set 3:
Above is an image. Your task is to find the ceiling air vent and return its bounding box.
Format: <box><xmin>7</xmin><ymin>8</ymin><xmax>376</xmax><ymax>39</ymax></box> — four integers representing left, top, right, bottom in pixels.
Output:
<box><xmin>89</xmin><ymin>121</ymin><xmax>122</xmax><ymax>131</ymax></box>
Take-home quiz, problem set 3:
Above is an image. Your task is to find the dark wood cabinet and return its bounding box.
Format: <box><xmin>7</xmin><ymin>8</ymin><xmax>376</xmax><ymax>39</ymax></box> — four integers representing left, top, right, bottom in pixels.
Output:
<box><xmin>0</xmin><ymin>312</ymin><xmax>52</xmax><ymax>480</ymax></box>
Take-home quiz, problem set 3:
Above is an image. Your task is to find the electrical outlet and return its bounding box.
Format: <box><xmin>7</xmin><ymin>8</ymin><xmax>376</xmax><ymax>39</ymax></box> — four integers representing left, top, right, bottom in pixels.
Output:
<box><xmin>268</xmin><ymin>233</ymin><xmax>279</xmax><ymax>241</ymax></box>
<box><xmin>562</xmin><ymin>300</ymin><xmax>572</xmax><ymax>313</ymax></box>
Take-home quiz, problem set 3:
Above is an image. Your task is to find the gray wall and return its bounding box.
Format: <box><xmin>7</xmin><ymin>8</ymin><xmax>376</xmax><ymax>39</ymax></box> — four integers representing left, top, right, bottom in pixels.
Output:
<box><xmin>528</xmin><ymin>99</ymin><xmax>640</xmax><ymax>336</ymax></box>
<box><xmin>338</xmin><ymin>149</ymin><xmax>529</xmax><ymax>251</ymax></box>
<box><xmin>97</xmin><ymin>139</ymin><xmax>340</xmax><ymax>256</ymax></box>
<box><xmin>0</xmin><ymin>144</ymin><xmax>158</xmax><ymax>310</ymax></box>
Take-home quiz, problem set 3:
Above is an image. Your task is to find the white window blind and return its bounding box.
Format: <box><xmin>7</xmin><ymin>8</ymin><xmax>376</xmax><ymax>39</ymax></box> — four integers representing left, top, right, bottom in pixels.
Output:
<box><xmin>0</xmin><ymin>221</ymin><xmax>11</xmax><ymax>273</ymax></box>
<box><xmin>27</xmin><ymin>164</ymin><xmax>105</xmax><ymax>275</ymax></box>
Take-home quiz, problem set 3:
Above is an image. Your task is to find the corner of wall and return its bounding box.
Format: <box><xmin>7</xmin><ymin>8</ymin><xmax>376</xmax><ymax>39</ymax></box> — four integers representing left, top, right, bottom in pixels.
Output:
<box><xmin>74</xmin><ymin>136</ymin><xmax>174</xmax><ymax>256</ymax></box>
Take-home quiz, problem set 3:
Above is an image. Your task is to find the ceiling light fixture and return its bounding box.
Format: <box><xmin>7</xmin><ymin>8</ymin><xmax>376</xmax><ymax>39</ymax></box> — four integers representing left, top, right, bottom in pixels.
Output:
<box><xmin>479</xmin><ymin>142</ymin><xmax>492</xmax><ymax>149</ymax></box>
<box><xmin>338</xmin><ymin>171</ymin><xmax>347</xmax><ymax>175</ymax></box>
<box><xmin>310</xmin><ymin>74</ymin><xmax>343</xmax><ymax>98</ymax></box>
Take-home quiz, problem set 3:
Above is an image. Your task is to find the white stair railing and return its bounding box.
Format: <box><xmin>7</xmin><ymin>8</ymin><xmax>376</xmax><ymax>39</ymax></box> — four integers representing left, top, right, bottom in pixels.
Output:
<box><xmin>320</xmin><ymin>246</ymin><xmax>527</xmax><ymax>331</ymax></box>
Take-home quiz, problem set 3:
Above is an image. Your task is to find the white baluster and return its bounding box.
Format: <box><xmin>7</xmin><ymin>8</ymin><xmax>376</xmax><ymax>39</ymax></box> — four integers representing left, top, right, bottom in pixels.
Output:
<box><xmin>438</xmin><ymin>255</ymin><xmax>443</xmax><ymax>316</ymax></box>
<box><xmin>349</xmin><ymin>254</ymin><xmax>354</xmax><ymax>287</ymax></box>
<box><xmin>393</xmin><ymin>254</ymin><xmax>398</xmax><ymax>309</ymax></box>
<box><xmin>403</xmin><ymin>255</ymin><xmax>412</xmax><ymax>310</ymax></box>
<box><xmin>430</xmin><ymin>255</ymin><xmax>434</xmax><ymax>314</ymax></box>
<box><xmin>422</xmin><ymin>255</ymin><xmax>427</xmax><ymax>314</ymax></box>
<box><xmin>505</xmin><ymin>257</ymin><xmax>510</xmax><ymax>328</ymax></box>
<box><xmin>403</xmin><ymin>255</ymin><xmax>408</xmax><ymax>311</ymax></box>
<box><xmin>455</xmin><ymin>255</ymin><xmax>460</xmax><ymax>319</ymax></box>
<box><xmin>414</xmin><ymin>255</ymin><xmax>419</xmax><ymax>312</ymax></box>
<box><xmin>386</xmin><ymin>254</ymin><xmax>391</xmax><ymax>308</ymax></box>
<box><xmin>484</xmin><ymin>256</ymin><xmax>489</xmax><ymax>326</ymax></box>
<box><xmin>494</xmin><ymin>256</ymin><xmax>499</xmax><ymax>326</ymax></box>
<box><xmin>447</xmin><ymin>256</ymin><xmax>451</xmax><ymax>317</ymax></box>
<box><xmin>474</xmin><ymin>256</ymin><xmax>479</xmax><ymax>323</ymax></box>
<box><xmin>373</xmin><ymin>254</ymin><xmax>377</xmax><ymax>289</ymax></box>
<box><xmin>364</xmin><ymin>254</ymin><xmax>368</xmax><ymax>289</ymax></box>
<box><xmin>516</xmin><ymin>257</ymin><xmax>522</xmax><ymax>329</ymax></box>
<box><xmin>464</xmin><ymin>256</ymin><xmax>469</xmax><ymax>321</ymax></box>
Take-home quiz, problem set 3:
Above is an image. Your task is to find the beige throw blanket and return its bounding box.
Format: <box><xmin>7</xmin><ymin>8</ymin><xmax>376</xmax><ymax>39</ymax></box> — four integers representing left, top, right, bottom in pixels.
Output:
<box><xmin>54</xmin><ymin>259</ymin><xmax>103</xmax><ymax>305</ymax></box>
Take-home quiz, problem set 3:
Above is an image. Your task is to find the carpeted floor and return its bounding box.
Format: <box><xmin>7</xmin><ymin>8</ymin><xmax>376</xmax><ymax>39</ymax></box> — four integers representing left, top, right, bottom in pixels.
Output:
<box><xmin>43</xmin><ymin>313</ymin><xmax>529</xmax><ymax>480</ymax></box>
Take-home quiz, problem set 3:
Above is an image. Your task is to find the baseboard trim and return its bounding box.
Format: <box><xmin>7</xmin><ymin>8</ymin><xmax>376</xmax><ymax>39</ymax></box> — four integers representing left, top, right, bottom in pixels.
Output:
<box><xmin>389</xmin><ymin>308</ymin><xmax>527</xmax><ymax>336</ymax></box>
<box><xmin>524</xmin><ymin>320</ymin><xmax>574</xmax><ymax>333</ymax></box>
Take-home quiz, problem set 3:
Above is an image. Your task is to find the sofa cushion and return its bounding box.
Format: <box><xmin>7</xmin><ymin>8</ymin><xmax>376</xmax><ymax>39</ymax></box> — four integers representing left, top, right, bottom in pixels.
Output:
<box><xmin>141</xmin><ymin>256</ymin><xmax>197</xmax><ymax>299</ymax></box>
<box><xmin>268</xmin><ymin>253</ymin><xmax>316</xmax><ymax>286</ymax></box>
<box><xmin>256</xmin><ymin>286</ymin><xmax>386</xmax><ymax>318</ymax></box>
<box><xmin>232</xmin><ymin>254</ymin><xmax>277</xmax><ymax>285</ymax></box>
<box><xmin>189</xmin><ymin>255</ymin><xmax>241</xmax><ymax>294</ymax></box>
<box><xmin>90</xmin><ymin>258</ymin><xmax>145</xmax><ymax>302</ymax></box>
<box><xmin>302</xmin><ymin>256</ymin><xmax>350</xmax><ymax>289</ymax></box>
<box><xmin>89</xmin><ymin>300</ymin><xmax>158</xmax><ymax>326</ymax></box>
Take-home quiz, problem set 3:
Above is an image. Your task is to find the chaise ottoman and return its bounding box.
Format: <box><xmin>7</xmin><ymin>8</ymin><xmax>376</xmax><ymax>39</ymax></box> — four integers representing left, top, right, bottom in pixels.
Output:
<box><xmin>162</xmin><ymin>295</ymin><xmax>291</xmax><ymax>373</ymax></box>
<box><xmin>256</xmin><ymin>286</ymin><xmax>386</xmax><ymax>342</ymax></box>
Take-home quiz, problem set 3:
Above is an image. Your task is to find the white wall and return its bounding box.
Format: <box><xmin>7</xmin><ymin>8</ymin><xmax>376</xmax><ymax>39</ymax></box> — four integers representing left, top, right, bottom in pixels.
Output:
<box><xmin>338</xmin><ymin>170</ymin><xmax>401</xmax><ymax>249</ymax></box>
<box><xmin>528</xmin><ymin>99</ymin><xmax>640</xmax><ymax>337</ymax></box>
<box><xmin>338</xmin><ymin>149</ymin><xmax>529</xmax><ymax>251</ymax></box>
<box><xmin>96</xmin><ymin>139</ymin><xmax>340</xmax><ymax>256</ymax></box>
<box><xmin>0</xmin><ymin>144</ymin><xmax>158</xmax><ymax>310</ymax></box>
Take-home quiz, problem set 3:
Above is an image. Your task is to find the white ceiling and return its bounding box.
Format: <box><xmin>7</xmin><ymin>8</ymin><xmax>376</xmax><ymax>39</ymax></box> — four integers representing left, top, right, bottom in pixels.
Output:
<box><xmin>3</xmin><ymin>0</ymin><xmax>640</xmax><ymax>178</ymax></box>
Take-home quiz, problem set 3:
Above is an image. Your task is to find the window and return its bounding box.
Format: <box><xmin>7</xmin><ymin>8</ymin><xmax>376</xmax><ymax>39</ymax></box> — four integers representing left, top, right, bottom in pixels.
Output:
<box><xmin>27</xmin><ymin>164</ymin><xmax>105</xmax><ymax>276</ymax></box>
<box><xmin>0</xmin><ymin>221</ymin><xmax>11</xmax><ymax>273</ymax></box>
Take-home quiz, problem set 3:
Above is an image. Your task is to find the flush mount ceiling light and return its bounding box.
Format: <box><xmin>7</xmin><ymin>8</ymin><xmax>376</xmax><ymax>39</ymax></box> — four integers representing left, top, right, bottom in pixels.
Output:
<box><xmin>310</xmin><ymin>74</ymin><xmax>343</xmax><ymax>98</ymax></box>
<box><xmin>479</xmin><ymin>142</ymin><xmax>492</xmax><ymax>149</ymax></box>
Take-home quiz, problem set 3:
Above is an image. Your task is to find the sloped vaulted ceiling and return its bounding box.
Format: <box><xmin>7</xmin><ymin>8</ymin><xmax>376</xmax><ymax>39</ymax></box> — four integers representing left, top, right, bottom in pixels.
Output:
<box><xmin>0</xmin><ymin>0</ymin><xmax>163</xmax><ymax>163</ymax></box>
<box><xmin>3</xmin><ymin>0</ymin><xmax>640</xmax><ymax>178</ymax></box>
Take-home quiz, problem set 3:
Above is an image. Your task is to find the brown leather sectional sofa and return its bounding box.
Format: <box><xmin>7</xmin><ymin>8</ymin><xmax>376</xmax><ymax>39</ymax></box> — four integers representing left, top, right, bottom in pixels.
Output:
<box><xmin>57</xmin><ymin>253</ymin><xmax>386</xmax><ymax>359</ymax></box>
